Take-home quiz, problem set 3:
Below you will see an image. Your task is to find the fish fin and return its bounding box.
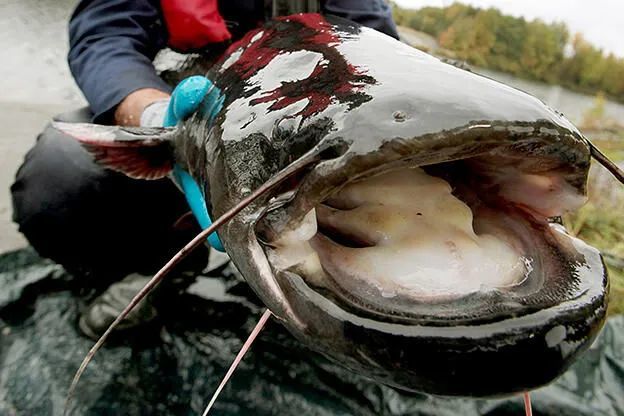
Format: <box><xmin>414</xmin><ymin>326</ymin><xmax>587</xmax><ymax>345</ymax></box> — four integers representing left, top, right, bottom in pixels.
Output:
<box><xmin>52</xmin><ymin>122</ymin><xmax>177</xmax><ymax>180</ymax></box>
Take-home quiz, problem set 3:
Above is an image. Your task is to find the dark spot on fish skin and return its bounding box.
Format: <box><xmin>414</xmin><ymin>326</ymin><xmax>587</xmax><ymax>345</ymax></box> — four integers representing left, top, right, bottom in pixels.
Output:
<box><xmin>324</xmin><ymin>14</ymin><xmax>363</xmax><ymax>38</ymax></box>
<box><xmin>213</xmin><ymin>117</ymin><xmax>344</xmax><ymax>212</ymax></box>
<box><xmin>272</xmin><ymin>117</ymin><xmax>335</xmax><ymax>167</ymax></box>
<box><xmin>240</xmin><ymin>113</ymin><xmax>257</xmax><ymax>130</ymax></box>
<box><xmin>222</xmin><ymin>133</ymin><xmax>279</xmax><ymax>191</ymax></box>
<box><xmin>315</xmin><ymin>137</ymin><xmax>351</xmax><ymax>161</ymax></box>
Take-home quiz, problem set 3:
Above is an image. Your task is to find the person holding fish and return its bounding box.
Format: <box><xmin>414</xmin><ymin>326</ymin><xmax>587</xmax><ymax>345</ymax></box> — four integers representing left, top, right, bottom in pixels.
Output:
<box><xmin>10</xmin><ymin>0</ymin><xmax>399</xmax><ymax>339</ymax></box>
<box><xmin>12</xmin><ymin>0</ymin><xmax>624</xmax><ymax>414</ymax></box>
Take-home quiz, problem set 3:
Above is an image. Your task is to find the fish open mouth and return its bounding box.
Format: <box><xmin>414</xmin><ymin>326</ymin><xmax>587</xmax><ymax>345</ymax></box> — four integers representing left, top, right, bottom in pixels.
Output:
<box><xmin>305</xmin><ymin>163</ymin><xmax>575</xmax><ymax>313</ymax></box>
<box><xmin>313</xmin><ymin>164</ymin><xmax>537</xmax><ymax>304</ymax></box>
<box><xmin>254</xmin><ymin>126</ymin><xmax>608</xmax><ymax>396</ymax></box>
<box><xmin>259</xmin><ymin>131</ymin><xmax>601</xmax><ymax>321</ymax></box>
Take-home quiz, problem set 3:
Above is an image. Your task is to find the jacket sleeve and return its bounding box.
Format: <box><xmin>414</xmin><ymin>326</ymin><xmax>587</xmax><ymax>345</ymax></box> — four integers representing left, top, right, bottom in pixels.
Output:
<box><xmin>68</xmin><ymin>0</ymin><xmax>172</xmax><ymax>123</ymax></box>
<box><xmin>323</xmin><ymin>0</ymin><xmax>399</xmax><ymax>39</ymax></box>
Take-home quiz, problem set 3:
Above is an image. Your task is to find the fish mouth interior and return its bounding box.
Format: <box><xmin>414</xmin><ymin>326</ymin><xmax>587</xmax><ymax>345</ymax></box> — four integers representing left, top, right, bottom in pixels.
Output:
<box><xmin>259</xmin><ymin>143</ymin><xmax>589</xmax><ymax>323</ymax></box>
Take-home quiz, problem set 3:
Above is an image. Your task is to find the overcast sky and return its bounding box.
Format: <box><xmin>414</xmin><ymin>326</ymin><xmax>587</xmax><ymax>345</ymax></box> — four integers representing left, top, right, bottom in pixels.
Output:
<box><xmin>393</xmin><ymin>0</ymin><xmax>624</xmax><ymax>58</ymax></box>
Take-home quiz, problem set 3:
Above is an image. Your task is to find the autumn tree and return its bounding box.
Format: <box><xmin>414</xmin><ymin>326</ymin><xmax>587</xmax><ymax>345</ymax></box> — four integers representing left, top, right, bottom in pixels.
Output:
<box><xmin>391</xmin><ymin>2</ymin><xmax>624</xmax><ymax>102</ymax></box>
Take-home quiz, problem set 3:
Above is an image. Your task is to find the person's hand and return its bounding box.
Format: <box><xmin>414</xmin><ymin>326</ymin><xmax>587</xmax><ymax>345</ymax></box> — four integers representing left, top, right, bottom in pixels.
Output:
<box><xmin>144</xmin><ymin>75</ymin><xmax>226</xmax><ymax>251</ymax></box>
<box><xmin>163</xmin><ymin>75</ymin><xmax>216</xmax><ymax>127</ymax></box>
<box><xmin>115</xmin><ymin>88</ymin><xmax>170</xmax><ymax>126</ymax></box>
<box><xmin>138</xmin><ymin>75</ymin><xmax>224</xmax><ymax>128</ymax></box>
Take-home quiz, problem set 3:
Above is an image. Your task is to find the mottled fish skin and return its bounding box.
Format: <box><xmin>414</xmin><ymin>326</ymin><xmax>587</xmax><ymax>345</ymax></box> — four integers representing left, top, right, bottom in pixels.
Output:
<box><xmin>168</xmin><ymin>14</ymin><xmax>606</xmax><ymax>396</ymax></box>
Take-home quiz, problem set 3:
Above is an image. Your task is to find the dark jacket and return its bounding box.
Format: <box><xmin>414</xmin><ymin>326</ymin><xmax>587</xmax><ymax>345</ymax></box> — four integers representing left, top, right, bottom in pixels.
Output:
<box><xmin>67</xmin><ymin>0</ymin><xmax>399</xmax><ymax>123</ymax></box>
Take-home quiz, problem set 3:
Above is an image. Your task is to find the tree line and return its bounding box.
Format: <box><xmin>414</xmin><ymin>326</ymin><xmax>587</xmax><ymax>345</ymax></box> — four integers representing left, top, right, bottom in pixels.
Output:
<box><xmin>392</xmin><ymin>2</ymin><xmax>624</xmax><ymax>102</ymax></box>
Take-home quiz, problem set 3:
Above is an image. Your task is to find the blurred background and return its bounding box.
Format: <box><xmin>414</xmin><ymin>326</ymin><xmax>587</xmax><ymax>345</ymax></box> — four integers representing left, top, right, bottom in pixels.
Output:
<box><xmin>0</xmin><ymin>0</ymin><xmax>84</xmax><ymax>252</ymax></box>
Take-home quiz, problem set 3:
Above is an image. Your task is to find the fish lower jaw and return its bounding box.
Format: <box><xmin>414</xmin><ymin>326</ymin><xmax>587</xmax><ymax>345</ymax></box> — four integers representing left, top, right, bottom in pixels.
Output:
<box><xmin>255</xmin><ymin>141</ymin><xmax>606</xmax><ymax>397</ymax></box>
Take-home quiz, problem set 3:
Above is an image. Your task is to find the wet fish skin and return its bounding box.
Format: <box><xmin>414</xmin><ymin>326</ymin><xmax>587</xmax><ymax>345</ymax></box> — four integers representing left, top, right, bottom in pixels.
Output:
<box><xmin>54</xmin><ymin>13</ymin><xmax>608</xmax><ymax>397</ymax></box>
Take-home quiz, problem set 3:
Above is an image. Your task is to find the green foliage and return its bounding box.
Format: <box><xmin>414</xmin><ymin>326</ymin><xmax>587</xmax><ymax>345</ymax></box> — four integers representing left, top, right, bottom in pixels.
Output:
<box><xmin>391</xmin><ymin>2</ymin><xmax>624</xmax><ymax>102</ymax></box>
<box><xmin>582</xmin><ymin>92</ymin><xmax>607</xmax><ymax>129</ymax></box>
<box><xmin>565</xmin><ymin>193</ymin><xmax>624</xmax><ymax>316</ymax></box>
<box><xmin>563</xmin><ymin>136</ymin><xmax>624</xmax><ymax>315</ymax></box>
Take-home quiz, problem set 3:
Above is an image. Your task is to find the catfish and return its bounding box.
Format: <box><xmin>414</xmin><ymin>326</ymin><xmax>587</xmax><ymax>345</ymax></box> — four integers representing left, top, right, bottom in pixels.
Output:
<box><xmin>56</xmin><ymin>14</ymin><xmax>621</xmax><ymax>400</ymax></box>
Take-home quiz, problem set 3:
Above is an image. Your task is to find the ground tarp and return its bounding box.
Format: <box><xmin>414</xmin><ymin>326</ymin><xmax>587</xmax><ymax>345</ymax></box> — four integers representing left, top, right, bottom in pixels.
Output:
<box><xmin>1</xmin><ymin>248</ymin><xmax>623</xmax><ymax>416</ymax></box>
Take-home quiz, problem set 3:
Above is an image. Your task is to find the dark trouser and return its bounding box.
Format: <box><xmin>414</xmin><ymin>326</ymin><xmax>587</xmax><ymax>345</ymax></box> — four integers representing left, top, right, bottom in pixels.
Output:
<box><xmin>11</xmin><ymin>109</ymin><xmax>206</xmax><ymax>280</ymax></box>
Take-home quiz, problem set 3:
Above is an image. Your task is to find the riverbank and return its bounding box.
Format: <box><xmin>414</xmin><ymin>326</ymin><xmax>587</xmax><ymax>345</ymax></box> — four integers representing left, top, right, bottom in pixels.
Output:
<box><xmin>397</xmin><ymin>26</ymin><xmax>624</xmax><ymax>125</ymax></box>
<box><xmin>565</xmin><ymin>130</ymin><xmax>624</xmax><ymax>315</ymax></box>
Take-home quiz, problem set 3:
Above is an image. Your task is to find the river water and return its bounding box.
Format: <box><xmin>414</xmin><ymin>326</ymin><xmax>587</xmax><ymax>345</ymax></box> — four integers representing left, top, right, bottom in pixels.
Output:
<box><xmin>477</xmin><ymin>68</ymin><xmax>624</xmax><ymax>125</ymax></box>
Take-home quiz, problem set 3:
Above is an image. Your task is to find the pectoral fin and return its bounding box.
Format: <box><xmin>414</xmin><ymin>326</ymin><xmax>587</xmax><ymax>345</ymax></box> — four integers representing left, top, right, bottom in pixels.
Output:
<box><xmin>51</xmin><ymin>122</ymin><xmax>177</xmax><ymax>180</ymax></box>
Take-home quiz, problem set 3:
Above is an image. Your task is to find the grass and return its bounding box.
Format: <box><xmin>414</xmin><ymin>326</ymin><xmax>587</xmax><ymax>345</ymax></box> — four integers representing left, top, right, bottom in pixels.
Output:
<box><xmin>563</xmin><ymin>132</ymin><xmax>624</xmax><ymax>315</ymax></box>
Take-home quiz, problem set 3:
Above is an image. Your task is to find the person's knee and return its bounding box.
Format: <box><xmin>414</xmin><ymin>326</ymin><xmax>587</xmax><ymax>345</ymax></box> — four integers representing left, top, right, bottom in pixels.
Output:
<box><xmin>10</xmin><ymin>122</ymin><xmax>115</xmax><ymax>270</ymax></box>
<box><xmin>10</xmin><ymin>118</ymin><xmax>195</xmax><ymax>277</ymax></box>
<box><xmin>12</xmin><ymin>123</ymin><xmax>107</xmax><ymax>229</ymax></box>
<box><xmin>12</xmin><ymin>107</ymin><xmax>97</xmax><ymax>230</ymax></box>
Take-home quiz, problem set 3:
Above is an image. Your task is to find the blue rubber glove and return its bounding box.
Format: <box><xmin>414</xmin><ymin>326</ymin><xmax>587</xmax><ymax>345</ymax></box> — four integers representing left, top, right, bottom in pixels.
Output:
<box><xmin>164</xmin><ymin>76</ymin><xmax>225</xmax><ymax>252</ymax></box>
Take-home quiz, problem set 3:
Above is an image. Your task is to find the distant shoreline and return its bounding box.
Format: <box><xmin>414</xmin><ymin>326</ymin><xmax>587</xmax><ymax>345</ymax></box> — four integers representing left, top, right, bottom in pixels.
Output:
<box><xmin>392</xmin><ymin>3</ymin><xmax>624</xmax><ymax>105</ymax></box>
<box><xmin>397</xmin><ymin>25</ymin><xmax>624</xmax><ymax>126</ymax></box>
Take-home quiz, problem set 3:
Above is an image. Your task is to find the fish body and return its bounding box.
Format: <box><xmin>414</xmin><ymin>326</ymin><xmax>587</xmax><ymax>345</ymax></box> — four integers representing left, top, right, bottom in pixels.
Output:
<box><xmin>57</xmin><ymin>14</ymin><xmax>608</xmax><ymax>397</ymax></box>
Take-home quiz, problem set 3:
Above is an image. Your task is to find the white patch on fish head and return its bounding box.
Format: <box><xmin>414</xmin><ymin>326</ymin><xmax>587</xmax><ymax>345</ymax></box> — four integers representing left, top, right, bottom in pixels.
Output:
<box><xmin>221</xmin><ymin>51</ymin><xmax>326</xmax><ymax>141</ymax></box>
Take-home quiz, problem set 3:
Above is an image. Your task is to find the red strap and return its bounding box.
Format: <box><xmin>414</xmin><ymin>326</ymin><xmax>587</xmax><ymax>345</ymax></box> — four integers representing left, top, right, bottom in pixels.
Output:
<box><xmin>161</xmin><ymin>0</ymin><xmax>232</xmax><ymax>51</ymax></box>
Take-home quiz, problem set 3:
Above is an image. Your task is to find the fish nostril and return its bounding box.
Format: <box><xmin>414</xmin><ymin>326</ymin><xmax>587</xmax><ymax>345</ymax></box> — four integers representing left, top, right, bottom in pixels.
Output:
<box><xmin>316</xmin><ymin>137</ymin><xmax>350</xmax><ymax>161</ymax></box>
<box><xmin>393</xmin><ymin>110</ymin><xmax>407</xmax><ymax>122</ymax></box>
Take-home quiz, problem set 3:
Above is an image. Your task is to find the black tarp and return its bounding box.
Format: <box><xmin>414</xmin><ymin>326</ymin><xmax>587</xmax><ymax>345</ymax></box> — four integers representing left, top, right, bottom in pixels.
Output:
<box><xmin>1</xmin><ymin>248</ymin><xmax>623</xmax><ymax>416</ymax></box>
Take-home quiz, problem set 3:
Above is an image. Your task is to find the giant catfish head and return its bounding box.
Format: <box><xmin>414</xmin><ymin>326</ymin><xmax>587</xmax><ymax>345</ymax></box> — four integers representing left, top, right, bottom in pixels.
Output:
<box><xmin>57</xmin><ymin>14</ymin><xmax>608</xmax><ymax>397</ymax></box>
